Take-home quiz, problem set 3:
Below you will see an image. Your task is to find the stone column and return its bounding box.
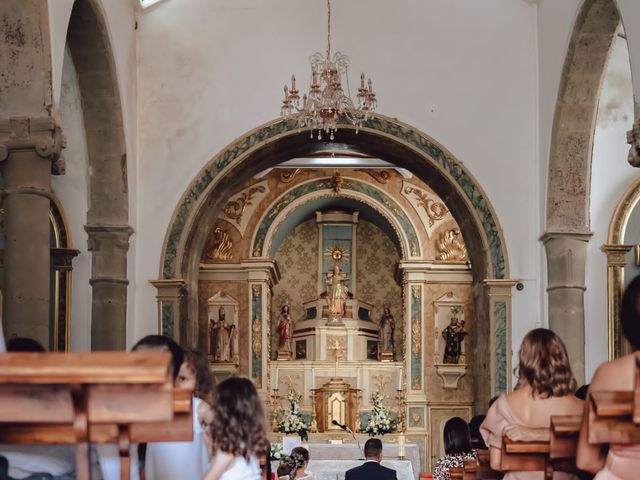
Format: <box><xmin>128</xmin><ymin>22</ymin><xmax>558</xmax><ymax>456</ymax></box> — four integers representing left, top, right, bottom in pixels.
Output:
<box><xmin>85</xmin><ymin>224</ymin><xmax>133</xmax><ymax>350</ymax></box>
<box><xmin>0</xmin><ymin>1</ymin><xmax>63</xmax><ymax>348</ymax></box>
<box><xmin>541</xmin><ymin>232</ymin><xmax>592</xmax><ymax>385</ymax></box>
<box><xmin>483</xmin><ymin>279</ymin><xmax>518</xmax><ymax>396</ymax></box>
<box><xmin>601</xmin><ymin>244</ymin><xmax>634</xmax><ymax>359</ymax></box>
<box><xmin>0</xmin><ymin>118</ymin><xmax>64</xmax><ymax>347</ymax></box>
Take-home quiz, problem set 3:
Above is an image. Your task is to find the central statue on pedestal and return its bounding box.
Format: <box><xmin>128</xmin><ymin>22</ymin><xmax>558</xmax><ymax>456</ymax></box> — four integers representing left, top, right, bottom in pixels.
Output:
<box><xmin>326</xmin><ymin>264</ymin><xmax>348</xmax><ymax>320</ymax></box>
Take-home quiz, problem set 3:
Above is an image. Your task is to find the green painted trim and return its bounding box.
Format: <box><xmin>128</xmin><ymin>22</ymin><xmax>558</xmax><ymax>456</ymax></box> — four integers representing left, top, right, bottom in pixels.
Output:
<box><xmin>494</xmin><ymin>301</ymin><xmax>507</xmax><ymax>394</ymax></box>
<box><xmin>411</xmin><ymin>287</ymin><xmax>422</xmax><ymax>391</ymax></box>
<box><xmin>161</xmin><ymin>302</ymin><xmax>174</xmax><ymax>338</ymax></box>
<box><xmin>251</xmin><ymin>285</ymin><xmax>262</xmax><ymax>385</ymax></box>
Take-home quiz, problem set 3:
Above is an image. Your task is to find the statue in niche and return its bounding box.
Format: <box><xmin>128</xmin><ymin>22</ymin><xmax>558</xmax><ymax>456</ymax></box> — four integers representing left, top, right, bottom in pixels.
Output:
<box><xmin>277</xmin><ymin>304</ymin><xmax>293</xmax><ymax>359</ymax></box>
<box><xmin>378</xmin><ymin>305</ymin><xmax>395</xmax><ymax>360</ymax></box>
<box><xmin>209</xmin><ymin>306</ymin><xmax>236</xmax><ymax>362</ymax></box>
<box><xmin>442</xmin><ymin>307</ymin><xmax>467</xmax><ymax>364</ymax></box>
<box><xmin>326</xmin><ymin>264</ymin><xmax>348</xmax><ymax>318</ymax></box>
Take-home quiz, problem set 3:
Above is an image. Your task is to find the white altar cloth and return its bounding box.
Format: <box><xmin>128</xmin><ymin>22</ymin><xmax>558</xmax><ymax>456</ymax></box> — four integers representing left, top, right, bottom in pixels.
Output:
<box><xmin>306</xmin><ymin>459</ymin><xmax>414</xmax><ymax>480</ymax></box>
<box><xmin>303</xmin><ymin>443</ymin><xmax>420</xmax><ymax>478</ymax></box>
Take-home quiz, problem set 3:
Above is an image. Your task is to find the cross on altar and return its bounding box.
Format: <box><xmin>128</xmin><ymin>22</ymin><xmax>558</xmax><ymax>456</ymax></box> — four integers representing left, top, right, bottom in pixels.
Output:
<box><xmin>328</xmin><ymin>338</ymin><xmax>345</xmax><ymax>378</ymax></box>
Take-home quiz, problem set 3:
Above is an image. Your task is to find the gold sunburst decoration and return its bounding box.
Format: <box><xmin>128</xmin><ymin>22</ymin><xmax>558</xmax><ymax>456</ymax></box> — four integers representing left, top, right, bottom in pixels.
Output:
<box><xmin>324</xmin><ymin>244</ymin><xmax>350</xmax><ymax>265</ymax></box>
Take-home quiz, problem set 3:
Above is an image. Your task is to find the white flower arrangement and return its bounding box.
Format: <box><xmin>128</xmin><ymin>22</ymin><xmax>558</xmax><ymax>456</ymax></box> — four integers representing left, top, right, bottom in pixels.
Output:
<box><xmin>269</xmin><ymin>442</ymin><xmax>285</xmax><ymax>462</ymax></box>
<box><xmin>275</xmin><ymin>388</ymin><xmax>310</xmax><ymax>441</ymax></box>
<box><xmin>363</xmin><ymin>390</ymin><xmax>397</xmax><ymax>436</ymax></box>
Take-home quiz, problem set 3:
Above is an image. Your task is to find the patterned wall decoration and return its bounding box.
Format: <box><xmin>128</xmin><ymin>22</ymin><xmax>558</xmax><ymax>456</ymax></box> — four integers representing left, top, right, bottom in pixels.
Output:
<box><xmin>220</xmin><ymin>181</ymin><xmax>269</xmax><ymax>237</ymax></box>
<box><xmin>272</xmin><ymin>220</ymin><xmax>319</xmax><ymax>351</ymax></box>
<box><xmin>411</xmin><ymin>285</ymin><xmax>422</xmax><ymax>390</ymax></box>
<box><xmin>355</xmin><ymin>221</ymin><xmax>402</xmax><ymax>336</ymax></box>
<box><xmin>251</xmin><ymin>284</ymin><xmax>262</xmax><ymax>388</ymax></box>
<box><xmin>494</xmin><ymin>301</ymin><xmax>507</xmax><ymax>394</ymax></box>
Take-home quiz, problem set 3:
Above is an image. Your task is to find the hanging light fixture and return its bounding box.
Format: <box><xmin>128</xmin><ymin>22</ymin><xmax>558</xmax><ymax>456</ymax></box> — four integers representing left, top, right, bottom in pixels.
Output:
<box><xmin>280</xmin><ymin>0</ymin><xmax>377</xmax><ymax>140</ymax></box>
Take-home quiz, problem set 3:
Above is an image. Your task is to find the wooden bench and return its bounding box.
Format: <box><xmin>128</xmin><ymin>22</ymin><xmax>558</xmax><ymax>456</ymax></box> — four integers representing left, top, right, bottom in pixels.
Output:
<box><xmin>0</xmin><ymin>352</ymin><xmax>192</xmax><ymax>480</ymax></box>
<box><xmin>462</xmin><ymin>450</ymin><xmax>502</xmax><ymax>479</ymax></box>
<box><xmin>588</xmin><ymin>390</ymin><xmax>640</xmax><ymax>444</ymax></box>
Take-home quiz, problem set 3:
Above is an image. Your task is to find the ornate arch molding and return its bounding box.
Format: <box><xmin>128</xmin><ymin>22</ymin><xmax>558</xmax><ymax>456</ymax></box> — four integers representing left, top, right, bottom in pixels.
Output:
<box><xmin>251</xmin><ymin>177</ymin><xmax>420</xmax><ymax>260</ymax></box>
<box><xmin>602</xmin><ymin>177</ymin><xmax>640</xmax><ymax>358</ymax></box>
<box><xmin>160</xmin><ymin>114</ymin><xmax>508</xmax><ymax>282</ymax></box>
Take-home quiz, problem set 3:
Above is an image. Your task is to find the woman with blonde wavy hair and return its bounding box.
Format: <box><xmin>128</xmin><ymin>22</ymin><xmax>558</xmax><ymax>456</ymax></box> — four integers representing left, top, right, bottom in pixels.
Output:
<box><xmin>480</xmin><ymin>328</ymin><xmax>584</xmax><ymax>479</ymax></box>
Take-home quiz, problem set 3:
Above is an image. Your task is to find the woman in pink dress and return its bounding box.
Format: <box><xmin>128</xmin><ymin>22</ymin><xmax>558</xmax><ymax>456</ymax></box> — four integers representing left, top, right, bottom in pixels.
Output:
<box><xmin>576</xmin><ymin>275</ymin><xmax>640</xmax><ymax>480</ymax></box>
<box><xmin>480</xmin><ymin>328</ymin><xmax>584</xmax><ymax>479</ymax></box>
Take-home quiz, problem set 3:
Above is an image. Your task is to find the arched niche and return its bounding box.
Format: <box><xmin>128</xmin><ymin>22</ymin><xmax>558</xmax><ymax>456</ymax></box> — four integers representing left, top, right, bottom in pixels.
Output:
<box><xmin>155</xmin><ymin>114</ymin><xmax>514</xmax><ymax>409</ymax></box>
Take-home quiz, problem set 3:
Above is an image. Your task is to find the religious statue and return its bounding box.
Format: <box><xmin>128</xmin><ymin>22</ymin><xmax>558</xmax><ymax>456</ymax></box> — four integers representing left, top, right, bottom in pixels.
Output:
<box><xmin>378</xmin><ymin>305</ymin><xmax>395</xmax><ymax>361</ymax></box>
<box><xmin>277</xmin><ymin>304</ymin><xmax>293</xmax><ymax>360</ymax></box>
<box><xmin>209</xmin><ymin>306</ymin><xmax>236</xmax><ymax>362</ymax></box>
<box><xmin>326</xmin><ymin>264</ymin><xmax>348</xmax><ymax>318</ymax></box>
<box><xmin>442</xmin><ymin>309</ymin><xmax>467</xmax><ymax>364</ymax></box>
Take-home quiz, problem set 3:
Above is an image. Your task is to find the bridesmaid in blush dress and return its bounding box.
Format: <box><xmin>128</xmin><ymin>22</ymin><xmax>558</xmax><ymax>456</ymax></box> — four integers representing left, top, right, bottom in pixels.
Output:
<box><xmin>480</xmin><ymin>329</ymin><xmax>584</xmax><ymax>480</ymax></box>
<box><xmin>577</xmin><ymin>275</ymin><xmax>640</xmax><ymax>480</ymax></box>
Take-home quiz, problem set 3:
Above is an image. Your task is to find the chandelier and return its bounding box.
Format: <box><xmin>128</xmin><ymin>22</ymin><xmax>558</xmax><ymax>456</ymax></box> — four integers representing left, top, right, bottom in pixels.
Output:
<box><xmin>280</xmin><ymin>0</ymin><xmax>377</xmax><ymax>140</ymax></box>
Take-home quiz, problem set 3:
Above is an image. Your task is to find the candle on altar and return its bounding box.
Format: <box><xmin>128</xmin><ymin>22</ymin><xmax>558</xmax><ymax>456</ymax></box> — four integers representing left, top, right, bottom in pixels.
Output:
<box><xmin>398</xmin><ymin>367</ymin><xmax>403</xmax><ymax>390</ymax></box>
<box><xmin>311</xmin><ymin>368</ymin><xmax>315</xmax><ymax>390</ymax></box>
<box><xmin>274</xmin><ymin>368</ymin><xmax>279</xmax><ymax>390</ymax></box>
<box><xmin>356</xmin><ymin>368</ymin><xmax>361</xmax><ymax>389</ymax></box>
<box><xmin>398</xmin><ymin>432</ymin><xmax>406</xmax><ymax>458</ymax></box>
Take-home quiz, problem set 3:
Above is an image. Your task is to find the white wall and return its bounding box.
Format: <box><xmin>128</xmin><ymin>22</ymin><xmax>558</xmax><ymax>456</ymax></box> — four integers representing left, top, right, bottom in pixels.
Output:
<box><xmin>587</xmin><ymin>34</ymin><xmax>636</xmax><ymax>380</ymax></box>
<box><xmin>48</xmin><ymin>0</ymin><xmax>139</xmax><ymax>349</ymax></box>
<box><xmin>134</xmin><ymin>0</ymin><xmax>542</xmax><ymax>354</ymax></box>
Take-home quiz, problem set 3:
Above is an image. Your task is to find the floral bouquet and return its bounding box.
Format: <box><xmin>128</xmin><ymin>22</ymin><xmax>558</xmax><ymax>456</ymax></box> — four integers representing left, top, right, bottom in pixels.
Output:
<box><xmin>275</xmin><ymin>388</ymin><xmax>310</xmax><ymax>441</ymax></box>
<box><xmin>269</xmin><ymin>442</ymin><xmax>285</xmax><ymax>462</ymax></box>
<box><xmin>363</xmin><ymin>390</ymin><xmax>397</xmax><ymax>436</ymax></box>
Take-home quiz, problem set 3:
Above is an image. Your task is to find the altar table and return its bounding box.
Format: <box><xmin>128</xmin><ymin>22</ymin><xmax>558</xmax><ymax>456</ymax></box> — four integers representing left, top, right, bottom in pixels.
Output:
<box><xmin>300</xmin><ymin>443</ymin><xmax>420</xmax><ymax>479</ymax></box>
<box><xmin>306</xmin><ymin>459</ymin><xmax>415</xmax><ymax>480</ymax></box>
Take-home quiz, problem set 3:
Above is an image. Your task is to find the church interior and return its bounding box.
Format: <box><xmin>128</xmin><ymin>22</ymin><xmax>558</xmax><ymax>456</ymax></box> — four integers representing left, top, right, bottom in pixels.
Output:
<box><xmin>2</xmin><ymin>0</ymin><xmax>640</xmax><ymax>478</ymax></box>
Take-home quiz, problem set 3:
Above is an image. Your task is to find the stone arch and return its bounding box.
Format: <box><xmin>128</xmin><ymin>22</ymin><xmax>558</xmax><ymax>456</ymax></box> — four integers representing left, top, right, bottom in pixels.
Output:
<box><xmin>156</xmin><ymin>114</ymin><xmax>513</xmax><ymax>404</ymax></box>
<box><xmin>66</xmin><ymin>0</ymin><xmax>132</xmax><ymax>350</ymax></box>
<box><xmin>543</xmin><ymin>0</ymin><xmax>621</xmax><ymax>383</ymax></box>
<box><xmin>251</xmin><ymin>178</ymin><xmax>420</xmax><ymax>260</ymax></box>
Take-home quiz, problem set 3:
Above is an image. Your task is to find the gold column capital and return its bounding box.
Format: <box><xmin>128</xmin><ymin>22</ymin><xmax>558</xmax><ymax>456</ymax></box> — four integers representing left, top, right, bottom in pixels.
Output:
<box><xmin>601</xmin><ymin>244</ymin><xmax>634</xmax><ymax>266</ymax></box>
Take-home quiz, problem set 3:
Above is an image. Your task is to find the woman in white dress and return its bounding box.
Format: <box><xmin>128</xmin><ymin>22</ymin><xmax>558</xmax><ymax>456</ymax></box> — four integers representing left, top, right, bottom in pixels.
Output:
<box><xmin>203</xmin><ymin>377</ymin><xmax>269</xmax><ymax>480</ymax></box>
<box><xmin>277</xmin><ymin>447</ymin><xmax>315</xmax><ymax>480</ymax></box>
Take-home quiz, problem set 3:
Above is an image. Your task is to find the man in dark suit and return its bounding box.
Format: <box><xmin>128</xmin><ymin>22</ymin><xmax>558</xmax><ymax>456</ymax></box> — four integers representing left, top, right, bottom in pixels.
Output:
<box><xmin>345</xmin><ymin>438</ymin><xmax>397</xmax><ymax>480</ymax></box>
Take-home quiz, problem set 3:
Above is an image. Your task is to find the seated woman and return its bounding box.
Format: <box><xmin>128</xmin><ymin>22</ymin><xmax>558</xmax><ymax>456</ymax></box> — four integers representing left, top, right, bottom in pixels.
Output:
<box><xmin>289</xmin><ymin>447</ymin><xmax>314</xmax><ymax>480</ymax></box>
<box><xmin>576</xmin><ymin>275</ymin><xmax>640</xmax><ymax>479</ymax></box>
<box><xmin>480</xmin><ymin>328</ymin><xmax>583</xmax><ymax>479</ymax></box>
<box><xmin>433</xmin><ymin>417</ymin><xmax>477</xmax><ymax>480</ymax></box>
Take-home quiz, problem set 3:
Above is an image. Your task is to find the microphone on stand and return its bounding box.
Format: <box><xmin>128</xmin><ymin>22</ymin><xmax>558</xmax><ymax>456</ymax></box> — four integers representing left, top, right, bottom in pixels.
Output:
<box><xmin>332</xmin><ymin>420</ymin><xmax>362</xmax><ymax>452</ymax></box>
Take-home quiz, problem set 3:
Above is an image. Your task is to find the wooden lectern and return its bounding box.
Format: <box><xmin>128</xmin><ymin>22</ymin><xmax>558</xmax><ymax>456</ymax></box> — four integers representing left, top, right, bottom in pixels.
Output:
<box><xmin>0</xmin><ymin>352</ymin><xmax>192</xmax><ymax>480</ymax></box>
<box><xmin>312</xmin><ymin>378</ymin><xmax>360</xmax><ymax>432</ymax></box>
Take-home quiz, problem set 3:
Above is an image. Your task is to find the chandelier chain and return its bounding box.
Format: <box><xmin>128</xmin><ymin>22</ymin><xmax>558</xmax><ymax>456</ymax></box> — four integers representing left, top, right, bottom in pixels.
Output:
<box><xmin>280</xmin><ymin>0</ymin><xmax>377</xmax><ymax>141</ymax></box>
<box><xmin>326</xmin><ymin>0</ymin><xmax>331</xmax><ymax>58</ymax></box>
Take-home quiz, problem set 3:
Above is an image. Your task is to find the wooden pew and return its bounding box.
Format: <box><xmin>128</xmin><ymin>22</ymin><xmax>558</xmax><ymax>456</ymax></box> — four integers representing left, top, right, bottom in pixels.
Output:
<box><xmin>500</xmin><ymin>415</ymin><xmax>581</xmax><ymax>480</ymax></box>
<box><xmin>588</xmin><ymin>390</ymin><xmax>640</xmax><ymax>444</ymax></box>
<box><xmin>462</xmin><ymin>450</ymin><xmax>502</xmax><ymax>479</ymax></box>
<box><xmin>0</xmin><ymin>352</ymin><xmax>192</xmax><ymax>480</ymax></box>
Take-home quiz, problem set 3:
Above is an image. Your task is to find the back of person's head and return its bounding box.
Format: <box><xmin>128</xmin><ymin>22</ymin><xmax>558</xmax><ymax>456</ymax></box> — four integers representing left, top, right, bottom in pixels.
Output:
<box><xmin>621</xmin><ymin>275</ymin><xmax>640</xmax><ymax>350</ymax></box>
<box><xmin>289</xmin><ymin>447</ymin><xmax>309</xmax><ymax>476</ymax></box>
<box><xmin>364</xmin><ymin>438</ymin><xmax>383</xmax><ymax>459</ymax></box>
<box><xmin>443</xmin><ymin>417</ymin><xmax>473</xmax><ymax>455</ymax></box>
<box><xmin>515</xmin><ymin>328</ymin><xmax>576</xmax><ymax>398</ymax></box>
<box><xmin>209</xmin><ymin>376</ymin><xmax>268</xmax><ymax>459</ymax></box>
<box><xmin>574</xmin><ymin>384</ymin><xmax>590</xmax><ymax>401</ymax></box>
<box><xmin>277</xmin><ymin>456</ymin><xmax>294</xmax><ymax>478</ymax></box>
<box><xmin>468</xmin><ymin>415</ymin><xmax>487</xmax><ymax>450</ymax></box>
<box><xmin>132</xmin><ymin>335</ymin><xmax>184</xmax><ymax>381</ymax></box>
<box><xmin>6</xmin><ymin>337</ymin><xmax>46</xmax><ymax>352</ymax></box>
<box><xmin>182</xmin><ymin>347</ymin><xmax>214</xmax><ymax>403</ymax></box>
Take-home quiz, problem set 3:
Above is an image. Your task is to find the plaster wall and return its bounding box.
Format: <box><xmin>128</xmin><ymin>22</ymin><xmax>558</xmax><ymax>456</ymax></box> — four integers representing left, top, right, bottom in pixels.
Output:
<box><xmin>133</xmin><ymin>0</ymin><xmax>541</xmax><ymax>355</ymax></box>
<box><xmin>47</xmin><ymin>0</ymin><xmax>139</xmax><ymax>348</ymax></box>
<box><xmin>52</xmin><ymin>46</ymin><xmax>92</xmax><ymax>351</ymax></box>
